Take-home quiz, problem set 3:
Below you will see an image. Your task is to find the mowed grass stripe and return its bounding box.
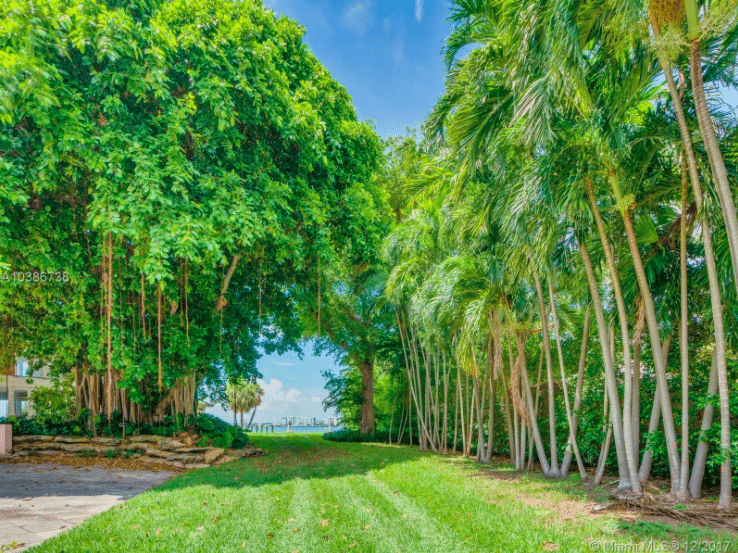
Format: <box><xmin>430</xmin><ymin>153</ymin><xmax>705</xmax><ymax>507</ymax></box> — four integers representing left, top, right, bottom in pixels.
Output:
<box><xmin>272</xmin><ymin>477</ymin><xmax>319</xmax><ymax>553</ymax></box>
<box><xmin>364</xmin><ymin>472</ymin><xmax>467</xmax><ymax>553</ymax></box>
<box><xmin>381</xmin><ymin>455</ymin><xmax>591</xmax><ymax>552</ymax></box>
<box><xmin>325</xmin><ymin>474</ymin><xmax>407</xmax><ymax>553</ymax></box>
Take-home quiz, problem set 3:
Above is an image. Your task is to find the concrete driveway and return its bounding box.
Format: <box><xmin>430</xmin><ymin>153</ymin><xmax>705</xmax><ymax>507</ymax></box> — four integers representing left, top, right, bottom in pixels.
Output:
<box><xmin>0</xmin><ymin>462</ymin><xmax>176</xmax><ymax>551</ymax></box>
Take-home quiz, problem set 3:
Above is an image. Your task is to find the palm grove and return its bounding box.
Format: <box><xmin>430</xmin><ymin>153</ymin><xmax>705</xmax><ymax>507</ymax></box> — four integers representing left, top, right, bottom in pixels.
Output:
<box><xmin>321</xmin><ymin>0</ymin><xmax>738</xmax><ymax>511</ymax></box>
<box><xmin>1</xmin><ymin>0</ymin><xmax>737</xmax><ymax>511</ymax></box>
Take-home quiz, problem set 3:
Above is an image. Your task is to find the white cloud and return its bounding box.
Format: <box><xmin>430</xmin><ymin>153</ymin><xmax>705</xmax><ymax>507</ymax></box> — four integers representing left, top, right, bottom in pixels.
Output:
<box><xmin>256</xmin><ymin>378</ymin><xmax>301</xmax><ymax>407</ymax></box>
<box><xmin>311</xmin><ymin>396</ymin><xmax>322</xmax><ymax>403</ymax></box>
<box><xmin>342</xmin><ymin>2</ymin><xmax>374</xmax><ymax>34</ymax></box>
<box><xmin>414</xmin><ymin>0</ymin><xmax>424</xmax><ymax>22</ymax></box>
<box><xmin>271</xmin><ymin>361</ymin><xmax>295</xmax><ymax>367</ymax></box>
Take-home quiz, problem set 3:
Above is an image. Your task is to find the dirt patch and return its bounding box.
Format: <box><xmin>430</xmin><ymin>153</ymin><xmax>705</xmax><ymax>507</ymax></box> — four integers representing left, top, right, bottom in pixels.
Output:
<box><xmin>513</xmin><ymin>493</ymin><xmax>602</xmax><ymax>520</ymax></box>
<box><xmin>470</xmin><ymin>462</ymin><xmax>736</xmax><ymax>532</ymax></box>
<box><xmin>0</xmin><ymin>453</ymin><xmax>184</xmax><ymax>473</ymax></box>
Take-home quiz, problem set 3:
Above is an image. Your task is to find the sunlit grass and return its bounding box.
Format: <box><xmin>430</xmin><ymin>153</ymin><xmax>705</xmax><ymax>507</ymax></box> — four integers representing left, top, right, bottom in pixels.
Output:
<box><xmin>28</xmin><ymin>434</ymin><xmax>737</xmax><ymax>553</ymax></box>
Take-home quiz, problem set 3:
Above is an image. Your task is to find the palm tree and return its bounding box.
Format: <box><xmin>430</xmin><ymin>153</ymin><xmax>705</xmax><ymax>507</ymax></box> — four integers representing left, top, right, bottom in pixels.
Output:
<box><xmin>225</xmin><ymin>378</ymin><xmax>248</xmax><ymax>427</ymax></box>
<box><xmin>244</xmin><ymin>382</ymin><xmax>265</xmax><ymax>429</ymax></box>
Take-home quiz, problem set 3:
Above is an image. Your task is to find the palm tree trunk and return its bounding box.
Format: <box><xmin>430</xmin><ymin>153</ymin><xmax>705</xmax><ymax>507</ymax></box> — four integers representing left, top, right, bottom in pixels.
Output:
<box><xmin>453</xmin><ymin>372</ymin><xmax>459</xmax><ymax>455</ymax></box>
<box><xmin>486</xmin><ymin>372</ymin><xmax>496</xmax><ymax>461</ymax></box>
<box><xmin>594</xmin><ymin>426</ymin><xmax>613</xmax><ymax>486</ymax></box>
<box><xmin>632</xmin><ymin>327</ymin><xmax>642</xmax><ymax>457</ymax></box>
<box><xmin>658</xmin><ymin>38</ymin><xmax>732</xmax><ymax>507</ymax></box>
<box><xmin>588</xmin><ymin>184</ymin><xmax>639</xmax><ymax>492</ymax></box>
<box><xmin>561</xmin><ymin>306</ymin><xmax>590</xmax><ymax>477</ymax></box>
<box><xmin>519</xmin><ymin>334</ymin><xmax>552</xmax><ymax>477</ymax></box>
<box><xmin>458</xmin><ymin>364</ymin><xmax>467</xmax><ymax>456</ymax></box>
<box><xmin>441</xmin><ymin>353</ymin><xmax>448</xmax><ymax>453</ymax></box>
<box><xmin>678</xmin><ymin>159</ymin><xmax>690</xmax><ymax>501</ymax></box>
<box><xmin>687</xmin><ymin>37</ymin><xmax>738</xmax><ymax>296</ymax></box>
<box><xmin>579</xmin><ymin>238</ymin><xmax>632</xmax><ymax>489</ymax></box>
<box><xmin>533</xmin><ymin>271</ymin><xmax>559</xmax><ymax>476</ymax></box>
<box><xmin>474</xmin><ymin>373</ymin><xmax>486</xmax><ymax>462</ymax></box>
<box><xmin>247</xmin><ymin>406</ymin><xmax>258</xmax><ymax>429</ymax></box>
<box><xmin>638</xmin><ymin>335</ymin><xmax>672</xmax><ymax>482</ymax></box>
<box><xmin>617</xmin><ymin>191</ymin><xmax>681</xmax><ymax>494</ymax></box>
<box><xmin>499</xmin><ymin>351</ymin><xmax>515</xmax><ymax>464</ymax></box>
<box><xmin>548</xmin><ymin>280</ymin><xmax>586</xmax><ymax>479</ymax></box>
<box><xmin>688</xmin><ymin>350</ymin><xmax>718</xmax><ymax>498</ymax></box>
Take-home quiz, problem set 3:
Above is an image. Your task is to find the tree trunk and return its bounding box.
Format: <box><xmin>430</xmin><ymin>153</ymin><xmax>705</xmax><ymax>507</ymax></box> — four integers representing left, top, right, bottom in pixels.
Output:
<box><xmin>632</xmin><ymin>328</ymin><xmax>642</xmax><ymax>457</ymax></box>
<box><xmin>688</xmin><ymin>39</ymin><xmax>738</xmax><ymax>299</ymax></box>
<box><xmin>359</xmin><ymin>361</ymin><xmax>375</xmax><ymax>435</ymax></box>
<box><xmin>588</xmin><ymin>184</ymin><xmax>639</xmax><ymax>492</ymax></box>
<box><xmin>689</xmin><ymin>351</ymin><xmax>718</xmax><ymax>498</ymax></box>
<box><xmin>247</xmin><ymin>405</ymin><xmax>258</xmax><ymax>429</ymax></box>
<box><xmin>533</xmin><ymin>272</ymin><xmax>559</xmax><ymax>476</ymax></box>
<box><xmin>619</xmin><ymin>199</ymin><xmax>681</xmax><ymax>493</ymax></box>
<box><xmin>518</xmin><ymin>333</ymin><xmax>552</xmax><ymax>477</ymax></box>
<box><xmin>678</xmin><ymin>158</ymin><xmax>690</xmax><ymax>502</ymax></box>
<box><xmin>639</xmin><ymin>335</ymin><xmax>672</xmax><ymax>482</ymax></box>
<box><xmin>561</xmin><ymin>306</ymin><xmax>590</xmax><ymax>477</ymax></box>
<box><xmin>687</xmin><ymin>45</ymin><xmax>732</xmax><ymax>509</ymax></box>
<box><xmin>548</xmin><ymin>280</ymin><xmax>586</xmax><ymax>479</ymax></box>
<box><xmin>499</xmin><ymin>351</ymin><xmax>515</xmax><ymax>465</ymax></box>
<box><xmin>579</xmin><ymin>239</ymin><xmax>632</xmax><ymax>489</ymax></box>
<box><xmin>658</xmin><ymin>40</ymin><xmax>732</xmax><ymax>506</ymax></box>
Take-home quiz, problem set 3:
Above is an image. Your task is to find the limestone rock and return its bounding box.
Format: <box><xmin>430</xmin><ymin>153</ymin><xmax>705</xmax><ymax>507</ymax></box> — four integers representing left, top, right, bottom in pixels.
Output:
<box><xmin>184</xmin><ymin>463</ymin><xmax>210</xmax><ymax>470</ymax></box>
<box><xmin>58</xmin><ymin>443</ymin><xmax>94</xmax><ymax>453</ymax></box>
<box><xmin>14</xmin><ymin>435</ymin><xmax>54</xmax><ymax>443</ymax></box>
<box><xmin>204</xmin><ymin>448</ymin><xmax>225</xmax><ymax>464</ymax></box>
<box><xmin>54</xmin><ymin>436</ymin><xmax>90</xmax><ymax>444</ymax></box>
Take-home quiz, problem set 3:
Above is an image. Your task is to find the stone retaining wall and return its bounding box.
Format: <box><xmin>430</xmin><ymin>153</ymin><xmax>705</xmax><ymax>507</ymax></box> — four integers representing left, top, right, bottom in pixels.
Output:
<box><xmin>9</xmin><ymin>435</ymin><xmax>264</xmax><ymax>469</ymax></box>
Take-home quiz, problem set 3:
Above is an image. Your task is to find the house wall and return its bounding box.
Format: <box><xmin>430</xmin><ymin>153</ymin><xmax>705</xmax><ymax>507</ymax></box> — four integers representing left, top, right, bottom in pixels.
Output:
<box><xmin>0</xmin><ymin>358</ymin><xmax>52</xmax><ymax>418</ymax></box>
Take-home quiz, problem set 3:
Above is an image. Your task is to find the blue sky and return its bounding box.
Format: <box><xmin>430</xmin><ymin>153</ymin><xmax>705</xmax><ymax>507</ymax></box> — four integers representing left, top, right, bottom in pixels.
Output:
<box><xmin>207</xmin><ymin>345</ymin><xmax>345</xmax><ymax>424</ymax></box>
<box><xmin>208</xmin><ymin>1</ymin><xmax>738</xmax><ymax>424</ymax></box>
<box><xmin>264</xmin><ymin>0</ymin><xmax>451</xmax><ymax>138</ymax></box>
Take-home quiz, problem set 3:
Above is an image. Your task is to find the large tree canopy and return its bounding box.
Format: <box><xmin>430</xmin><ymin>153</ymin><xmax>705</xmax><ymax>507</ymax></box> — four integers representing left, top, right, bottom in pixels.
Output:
<box><xmin>0</xmin><ymin>0</ymin><xmax>381</xmax><ymax>422</ymax></box>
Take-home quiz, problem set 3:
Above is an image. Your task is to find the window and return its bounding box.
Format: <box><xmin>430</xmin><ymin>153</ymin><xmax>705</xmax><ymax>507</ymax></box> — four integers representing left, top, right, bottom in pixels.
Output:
<box><xmin>0</xmin><ymin>391</ymin><xmax>7</xmax><ymax>418</ymax></box>
<box><xmin>15</xmin><ymin>358</ymin><xmax>29</xmax><ymax>377</ymax></box>
<box><xmin>14</xmin><ymin>390</ymin><xmax>28</xmax><ymax>417</ymax></box>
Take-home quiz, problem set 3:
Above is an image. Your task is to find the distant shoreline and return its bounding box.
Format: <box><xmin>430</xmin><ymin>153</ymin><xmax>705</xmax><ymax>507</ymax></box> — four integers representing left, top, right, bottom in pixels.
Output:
<box><xmin>246</xmin><ymin>425</ymin><xmax>346</xmax><ymax>433</ymax></box>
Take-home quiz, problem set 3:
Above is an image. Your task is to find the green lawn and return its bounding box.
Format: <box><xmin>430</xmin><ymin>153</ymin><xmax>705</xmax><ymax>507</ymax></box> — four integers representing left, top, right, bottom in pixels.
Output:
<box><xmin>29</xmin><ymin>434</ymin><xmax>736</xmax><ymax>553</ymax></box>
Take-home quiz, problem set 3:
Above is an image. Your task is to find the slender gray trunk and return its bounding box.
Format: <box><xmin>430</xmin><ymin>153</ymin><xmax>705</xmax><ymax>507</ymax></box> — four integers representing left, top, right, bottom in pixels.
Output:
<box><xmin>638</xmin><ymin>335</ymin><xmax>672</xmax><ymax>483</ymax></box>
<box><xmin>561</xmin><ymin>306</ymin><xmax>590</xmax><ymax>477</ymax></box>
<box><xmin>579</xmin><ymin>239</ymin><xmax>632</xmax><ymax>489</ymax></box>
<box><xmin>619</xmin><ymin>197</ymin><xmax>681</xmax><ymax>494</ymax></box>
<box><xmin>688</xmin><ymin>351</ymin><xmax>718</xmax><ymax>498</ymax></box>
<box><xmin>548</xmin><ymin>280</ymin><xmax>586</xmax><ymax>478</ymax></box>
<box><xmin>588</xmin><ymin>185</ymin><xmax>638</xmax><ymax>491</ymax></box>
<box><xmin>678</xmin><ymin>159</ymin><xmax>690</xmax><ymax>501</ymax></box>
<box><xmin>533</xmin><ymin>272</ymin><xmax>559</xmax><ymax>476</ymax></box>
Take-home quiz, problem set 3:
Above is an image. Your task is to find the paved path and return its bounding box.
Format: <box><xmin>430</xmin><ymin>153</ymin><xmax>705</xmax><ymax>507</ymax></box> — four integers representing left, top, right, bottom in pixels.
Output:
<box><xmin>0</xmin><ymin>462</ymin><xmax>175</xmax><ymax>551</ymax></box>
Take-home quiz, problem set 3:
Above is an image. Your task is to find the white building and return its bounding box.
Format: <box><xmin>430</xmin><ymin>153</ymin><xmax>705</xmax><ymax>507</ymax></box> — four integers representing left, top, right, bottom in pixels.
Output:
<box><xmin>0</xmin><ymin>357</ymin><xmax>52</xmax><ymax>418</ymax></box>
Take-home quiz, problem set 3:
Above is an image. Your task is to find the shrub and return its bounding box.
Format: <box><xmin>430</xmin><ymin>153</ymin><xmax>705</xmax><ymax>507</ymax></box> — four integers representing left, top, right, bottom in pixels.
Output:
<box><xmin>0</xmin><ymin>411</ymin><xmax>248</xmax><ymax>449</ymax></box>
<box><xmin>29</xmin><ymin>377</ymin><xmax>77</xmax><ymax>428</ymax></box>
